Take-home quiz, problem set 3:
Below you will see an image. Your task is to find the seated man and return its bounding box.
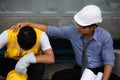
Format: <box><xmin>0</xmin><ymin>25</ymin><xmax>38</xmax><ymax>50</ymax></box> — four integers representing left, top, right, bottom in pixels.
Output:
<box><xmin>11</xmin><ymin>5</ymin><xmax>120</xmax><ymax>80</ymax></box>
<box><xmin>0</xmin><ymin>26</ymin><xmax>55</xmax><ymax>80</ymax></box>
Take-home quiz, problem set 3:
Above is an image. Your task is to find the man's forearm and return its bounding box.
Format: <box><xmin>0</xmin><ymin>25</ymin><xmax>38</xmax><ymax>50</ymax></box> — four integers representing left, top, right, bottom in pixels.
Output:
<box><xmin>102</xmin><ymin>65</ymin><xmax>113</xmax><ymax>80</ymax></box>
<box><xmin>36</xmin><ymin>49</ymin><xmax>55</xmax><ymax>64</ymax></box>
<box><xmin>26</xmin><ymin>22</ymin><xmax>48</xmax><ymax>32</ymax></box>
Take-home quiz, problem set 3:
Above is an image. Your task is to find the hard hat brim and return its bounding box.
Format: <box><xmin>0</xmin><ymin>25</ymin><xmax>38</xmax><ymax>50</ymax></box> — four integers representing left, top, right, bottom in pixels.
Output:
<box><xmin>74</xmin><ymin>14</ymin><xmax>90</xmax><ymax>26</ymax></box>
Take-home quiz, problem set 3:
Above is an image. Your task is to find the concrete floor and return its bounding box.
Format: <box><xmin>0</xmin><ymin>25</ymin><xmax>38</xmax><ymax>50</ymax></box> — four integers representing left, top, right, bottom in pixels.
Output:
<box><xmin>0</xmin><ymin>75</ymin><xmax>5</xmax><ymax>80</ymax></box>
<box><xmin>1</xmin><ymin>61</ymin><xmax>120</xmax><ymax>80</ymax></box>
<box><xmin>0</xmin><ymin>63</ymin><xmax>75</xmax><ymax>80</ymax></box>
<box><xmin>43</xmin><ymin>63</ymin><xmax>75</xmax><ymax>80</ymax></box>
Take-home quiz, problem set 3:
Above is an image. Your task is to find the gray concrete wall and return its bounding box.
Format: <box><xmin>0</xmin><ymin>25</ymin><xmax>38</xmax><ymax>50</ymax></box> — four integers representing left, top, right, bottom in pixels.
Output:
<box><xmin>0</xmin><ymin>0</ymin><xmax>120</xmax><ymax>16</ymax></box>
<box><xmin>0</xmin><ymin>0</ymin><xmax>120</xmax><ymax>39</ymax></box>
<box><xmin>0</xmin><ymin>16</ymin><xmax>120</xmax><ymax>39</ymax></box>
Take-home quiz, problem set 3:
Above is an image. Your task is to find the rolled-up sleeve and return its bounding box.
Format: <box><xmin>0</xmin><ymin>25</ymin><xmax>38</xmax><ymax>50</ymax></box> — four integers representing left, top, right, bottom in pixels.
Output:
<box><xmin>102</xmin><ymin>34</ymin><xmax>115</xmax><ymax>67</ymax></box>
<box><xmin>40</xmin><ymin>32</ymin><xmax>52</xmax><ymax>51</ymax></box>
<box><xmin>47</xmin><ymin>26</ymin><xmax>72</xmax><ymax>39</ymax></box>
<box><xmin>0</xmin><ymin>30</ymin><xmax>8</xmax><ymax>55</ymax></box>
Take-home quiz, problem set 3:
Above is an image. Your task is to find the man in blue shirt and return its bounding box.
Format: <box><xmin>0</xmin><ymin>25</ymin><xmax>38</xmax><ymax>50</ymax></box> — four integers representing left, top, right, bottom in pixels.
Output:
<box><xmin>11</xmin><ymin>5</ymin><xmax>119</xmax><ymax>80</ymax></box>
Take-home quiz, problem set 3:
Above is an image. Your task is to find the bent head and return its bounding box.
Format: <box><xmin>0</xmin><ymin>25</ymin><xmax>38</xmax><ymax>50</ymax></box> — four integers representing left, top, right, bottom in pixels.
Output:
<box><xmin>17</xmin><ymin>26</ymin><xmax>36</xmax><ymax>50</ymax></box>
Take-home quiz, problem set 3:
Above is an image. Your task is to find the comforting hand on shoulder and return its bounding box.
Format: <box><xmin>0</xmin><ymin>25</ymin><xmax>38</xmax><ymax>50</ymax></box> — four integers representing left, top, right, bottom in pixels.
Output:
<box><xmin>15</xmin><ymin>52</ymin><xmax>36</xmax><ymax>75</ymax></box>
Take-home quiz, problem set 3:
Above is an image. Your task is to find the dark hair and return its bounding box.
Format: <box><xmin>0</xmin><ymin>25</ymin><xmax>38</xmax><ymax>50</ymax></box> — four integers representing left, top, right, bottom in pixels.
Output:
<box><xmin>88</xmin><ymin>24</ymin><xmax>98</xmax><ymax>27</ymax></box>
<box><xmin>82</xmin><ymin>24</ymin><xmax>98</xmax><ymax>29</ymax></box>
<box><xmin>17</xmin><ymin>26</ymin><xmax>36</xmax><ymax>50</ymax></box>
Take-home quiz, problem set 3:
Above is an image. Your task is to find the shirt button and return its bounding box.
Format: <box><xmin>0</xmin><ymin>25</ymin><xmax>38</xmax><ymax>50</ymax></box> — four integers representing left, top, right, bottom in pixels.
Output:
<box><xmin>88</xmin><ymin>62</ymin><xmax>91</xmax><ymax>64</ymax></box>
<box><xmin>87</xmin><ymin>55</ymin><xmax>90</xmax><ymax>57</ymax></box>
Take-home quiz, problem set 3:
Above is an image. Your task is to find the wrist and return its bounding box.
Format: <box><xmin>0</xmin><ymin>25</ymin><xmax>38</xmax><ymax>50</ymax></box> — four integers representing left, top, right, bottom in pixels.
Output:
<box><xmin>102</xmin><ymin>79</ymin><xmax>108</xmax><ymax>80</ymax></box>
<box><xmin>102</xmin><ymin>77</ymin><xmax>109</xmax><ymax>80</ymax></box>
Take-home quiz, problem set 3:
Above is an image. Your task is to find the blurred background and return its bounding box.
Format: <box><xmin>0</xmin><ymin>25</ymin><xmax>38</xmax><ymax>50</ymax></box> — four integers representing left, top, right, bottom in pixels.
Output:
<box><xmin>0</xmin><ymin>0</ymin><xmax>120</xmax><ymax>79</ymax></box>
<box><xmin>0</xmin><ymin>0</ymin><xmax>120</xmax><ymax>40</ymax></box>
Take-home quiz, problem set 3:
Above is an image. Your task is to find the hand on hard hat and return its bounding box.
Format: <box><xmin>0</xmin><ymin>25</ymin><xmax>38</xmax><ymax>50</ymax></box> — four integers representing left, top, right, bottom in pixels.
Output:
<box><xmin>15</xmin><ymin>52</ymin><xmax>36</xmax><ymax>74</ymax></box>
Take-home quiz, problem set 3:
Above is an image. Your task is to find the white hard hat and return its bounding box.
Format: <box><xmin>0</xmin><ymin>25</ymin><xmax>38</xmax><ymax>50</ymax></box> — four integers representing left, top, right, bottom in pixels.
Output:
<box><xmin>74</xmin><ymin>5</ymin><xmax>102</xmax><ymax>26</ymax></box>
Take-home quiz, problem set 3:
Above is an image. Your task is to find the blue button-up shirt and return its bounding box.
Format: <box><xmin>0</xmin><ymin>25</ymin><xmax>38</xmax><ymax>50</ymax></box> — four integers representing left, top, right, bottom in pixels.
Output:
<box><xmin>47</xmin><ymin>25</ymin><xmax>115</xmax><ymax>68</ymax></box>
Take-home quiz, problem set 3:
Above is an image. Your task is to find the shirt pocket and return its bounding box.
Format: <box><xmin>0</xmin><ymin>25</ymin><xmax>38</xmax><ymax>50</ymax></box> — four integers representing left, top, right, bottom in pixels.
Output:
<box><xmin>88</xmin><ymin>44</ymin><xmax>103</xmax><ymax>58</ymax></box>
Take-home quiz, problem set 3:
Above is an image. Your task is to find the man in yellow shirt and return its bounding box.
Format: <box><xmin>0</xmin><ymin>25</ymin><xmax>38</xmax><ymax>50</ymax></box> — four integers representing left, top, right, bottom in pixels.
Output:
<box><xmin>0</xmin><ymin>26</ymin><xmax>55</xmax><ymax>80</ymax></box>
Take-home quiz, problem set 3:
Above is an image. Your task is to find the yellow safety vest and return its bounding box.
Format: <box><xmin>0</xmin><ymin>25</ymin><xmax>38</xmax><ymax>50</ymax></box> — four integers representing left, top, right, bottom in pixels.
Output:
<box><xmin>5</xmin><ymin>28</ymin><xmax>43</xmax><ymax>60</ymax></box>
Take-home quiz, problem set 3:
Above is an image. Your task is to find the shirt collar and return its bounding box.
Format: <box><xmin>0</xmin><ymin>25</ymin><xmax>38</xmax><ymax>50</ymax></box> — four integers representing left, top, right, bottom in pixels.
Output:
<box><xmin>78</xmin><ymin>27</ymin><xmax>99</xmax><ymax>41</ymax></box>
<box><xmin>92</xmin><ymin>27</ymin><xmax>99</xmax><ymax>41</ymax></box>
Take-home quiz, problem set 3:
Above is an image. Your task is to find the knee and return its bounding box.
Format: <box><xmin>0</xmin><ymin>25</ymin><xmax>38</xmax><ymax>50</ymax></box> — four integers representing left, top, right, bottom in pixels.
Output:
<box><xmin>51</xmin><ymin>72</ymin><xmax>62</xmax><ymax>80</ymax></box>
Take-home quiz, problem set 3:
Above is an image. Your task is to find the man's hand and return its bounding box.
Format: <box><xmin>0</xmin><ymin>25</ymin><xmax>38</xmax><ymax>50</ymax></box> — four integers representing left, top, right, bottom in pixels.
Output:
<box><xmin>15</xmin><ymin>52</ymin><xmax>36</xmax><ymax>75</ymax></box>
<box><xmin>11</xmin><ymin>22</ymin><xmax>28</xmax><ymax>32</ymax></box>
